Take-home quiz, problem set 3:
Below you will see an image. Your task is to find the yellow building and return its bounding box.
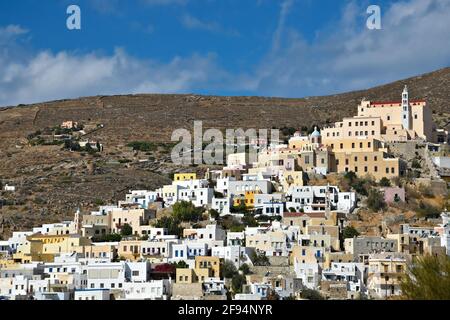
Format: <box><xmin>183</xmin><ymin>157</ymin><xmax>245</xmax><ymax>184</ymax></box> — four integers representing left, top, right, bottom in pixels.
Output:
<box><xmin>280</xmin><ymin>170</ymin><xmax>305</xmax><ymax>191</ymax></box>
<box><xmin>322</xmin><ymin>86</ymin><xmax>435</xmax><ymax>143</ymax></box>
<box><xmin>322</xmin><ymin>137</ymin><xmax>402</xmax><ymax>180</ymax></box>
<box><xmin>233</xmin><ymin>190</ymin><xmax>261</xmax><ymax>208</ymax></box>
<box><xmin>17</xmin><ymin>234</ymin><xmax>91</xmax><ymax>262</ymax></box>
<box><xmin>174</xmin><ymin>173</ymin><xmax>197</xmax><ymax>181</ymax></box>
<box><xmin>282</xmin><ymin>212</ymin><xmax>330</xmax><ymax>234</ymax></box>
<box><xmin>176</xmin><ymin>256</ymin><xmax>221</xmax><ymax>284</ymax></box>
<box><xmin>118</xmin><ymin>240</ymin><xmax>142</xmax><ymax>260</ymax></box>
<box><xmin>74</xmin><ymin>243</ymin><xmax>118</xmax><ymax>260</ymax></box>
<box><xmin>0</xmin><ymin>258</ymin><xmax>23</xmax><ymax>270</ymax></box>
<box><xmin>195</xmin><ymin>256</ymin><xmax>221</xmax><ymax>278</ymax></box>
<box><xmin>367</xmin><ymin>253</ymin><xmax>408</xmax><ymax>298</ymax></box>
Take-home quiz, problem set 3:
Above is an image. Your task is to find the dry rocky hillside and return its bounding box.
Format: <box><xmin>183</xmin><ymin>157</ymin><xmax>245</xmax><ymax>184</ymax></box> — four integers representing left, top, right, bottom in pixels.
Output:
<box><xmin>0</xmin><ymin>67</ymin><xmax>449</xmax><ymax>237</ymax></box>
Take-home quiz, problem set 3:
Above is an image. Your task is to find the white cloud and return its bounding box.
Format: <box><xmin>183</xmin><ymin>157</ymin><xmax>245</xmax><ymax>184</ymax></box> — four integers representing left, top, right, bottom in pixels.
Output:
<box><xmin>180</xmin><ymin>14</ymin><xmax>240</xmax><ymax>36</ymax></box>
<box><xmin>0</xmin><ymin>25</ymin><xmax>28</xmax><ymax>43</ymax></box>
<box><xmin>0</xmin><ymin>38</ymin><xmax>227</xmax><ymax>106</ymax></box>
<box><xmin>250</xmin><ymin>0</ymin><xmax>450</xmax><ymax>97</ymax></box>
<box><xmin>271</xmin><ymin>0</ymin><xmax>294</xmax><ymax>53</ymax></box>
<box><xmin>1</xmin><ymin>0</ymin><xmax>450</xmax><ymax>106</ymax></box>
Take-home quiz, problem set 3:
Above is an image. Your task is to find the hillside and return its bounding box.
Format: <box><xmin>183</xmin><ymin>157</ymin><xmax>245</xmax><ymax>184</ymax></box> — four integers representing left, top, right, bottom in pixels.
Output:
<box><xmin>0</xmin><ymin>67</ymin><xmax>449</xmax><ymax>237</ymax></box>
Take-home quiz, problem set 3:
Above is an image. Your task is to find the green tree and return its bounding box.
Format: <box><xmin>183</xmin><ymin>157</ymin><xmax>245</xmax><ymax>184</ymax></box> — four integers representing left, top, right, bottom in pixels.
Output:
<box><xmin>300</xmin><ymin>288</ymin><xmax>325</xmax><ymax>300</ymax></box>
<box><xmin>379</xmin><ymin>177</ymin><xmax>391</xmax><ymax>187</ymax></box>
<box><xmin>343</xmin><ymin>226</ymin><xmax>360</xmax><ymax>239</ymax></box>
<box><xmin>222</xmin><ymin>260</ymin><xmax>238</xmax><ymax>279</ymax></box>
<box><xmin>231</xmin><ymin>201</ymin><xmax>248</xmax><ymax>214</ymax></box>
<box><xmin>267</xmin><ymin>289</ymin><xmax>280</xmax><ymax>300</ymax></box>
<box><xmin>416</xmin><ymin>201</ymin><xmax>441</xmax><ymax>219</ymax></box>
<box><xmin>231</xmin><ymin>274</ymin><xmax>246</xmax><ymax>293</ymax></box>
<box><xmin>92</xmin><ymin>233</ymin><xmax>122</xmax><ymax>242</ymax></box>
<box><xmin>154</xmin><ymin>216</ymin><xmax>183</xmax><ymax>237</ymax></box>
<box><xmin>120</xmin><ymin>223</ymin><xmax>133</xmax><ymax>236</ymax></box>
<box><xmin>242</xmin><ymin>213</ymin><xmax>259</xmax><ymax>227</ymax></box>
<box><xmin>239</xmin><ymin>263</ymin><xmax>251</xmax><ymax>275</ymax></box>
<box><xmin>401</xmin><ymin>254</ymin><xmax>450</xmax><ymax>300</ymax></box>
<box><xmin>172</xmin><ymin>260</ymin><xmax>189</xmax><ymax>269</ymax></box>
<box><xmin>209</xmin><ymin>209</ymin><xmax>220</xmax><ymax>220</ymax></box>
<box><xmin>251</xmin><ymin>251</ymin><xmax>270</xmax><ymax>266</ymax></box>
<box><xmin>344</xmin><ymin>171</ymin><xmax>357</xmax><ymax>184</ymax></box>
<box><xmin>411</xmin><ymin>159</ymin><xmax>422</xmax><ymax>169</ymax></box>
<box><xmin>367</xmin><ymin>189</ymin><xmax>386</xmax><ymax>212</ymax></box>
<box><xmin>172</xmin><ymin>201</ymin><xmax>203</xmax><ymax>222</ymax></box>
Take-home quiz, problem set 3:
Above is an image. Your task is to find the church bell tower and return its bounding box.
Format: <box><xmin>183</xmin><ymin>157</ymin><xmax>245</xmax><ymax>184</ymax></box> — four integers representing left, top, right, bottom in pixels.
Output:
<box><xmin>402</xmin><ymin>85</ymin><xmax>411</xmax><ymax>130</ymax></box>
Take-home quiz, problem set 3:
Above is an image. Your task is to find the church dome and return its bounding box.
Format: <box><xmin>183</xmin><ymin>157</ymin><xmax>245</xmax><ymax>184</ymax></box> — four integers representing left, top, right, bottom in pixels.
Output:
<box><xmin>311</xmin><ymin>126</ymin><xmax>321</xmax><ymax>138</ymax></box>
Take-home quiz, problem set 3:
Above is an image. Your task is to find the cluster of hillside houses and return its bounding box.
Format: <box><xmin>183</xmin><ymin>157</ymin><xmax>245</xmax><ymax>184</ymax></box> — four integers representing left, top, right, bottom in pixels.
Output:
<box><xmin>0</xmin><ymin>87</ymin><xmax>449</xmax><ymax>300</ymax></box>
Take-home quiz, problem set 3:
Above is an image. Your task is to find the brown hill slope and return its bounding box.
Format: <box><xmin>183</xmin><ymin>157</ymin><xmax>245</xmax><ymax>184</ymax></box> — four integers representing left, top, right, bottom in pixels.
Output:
<box><xmin>0</xmin><ymin>67</ymin><xmax>449</xmax><ymax>237</ymax></box>
<box><xmin>1</xmin><ymin>67</ymin><xmax>449</xmax><ymax>149</ymax></box>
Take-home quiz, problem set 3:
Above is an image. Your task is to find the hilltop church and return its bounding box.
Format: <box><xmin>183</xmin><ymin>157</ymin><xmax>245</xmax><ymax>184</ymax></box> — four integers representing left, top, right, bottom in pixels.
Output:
<box><xmin>322</xmin><ymin>86</ymin><xmax>436</xmax><ymax>143</ymax></box>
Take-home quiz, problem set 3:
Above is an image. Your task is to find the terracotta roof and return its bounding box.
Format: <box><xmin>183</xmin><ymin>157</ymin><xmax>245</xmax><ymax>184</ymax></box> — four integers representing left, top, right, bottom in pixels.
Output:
<box><xmin>283</xmin><ymin>212</ymin><xmax>326</xmax><ymax>218</ymax></box>
<box><xmin>152</xmin><ymin>264</ymin><xmax>175</xmax><ymax>273</ymax></box>
<box><xmin>370</xmin><ymin>100</ymin><xmax>425</xmax><ymax>106</ymax></box>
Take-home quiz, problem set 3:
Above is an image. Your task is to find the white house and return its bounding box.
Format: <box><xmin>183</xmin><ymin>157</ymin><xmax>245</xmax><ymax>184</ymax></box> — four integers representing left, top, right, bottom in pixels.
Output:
<box><xmin>169</xmin><ymin>242</ymin><xmax>208</xmax><ymax>267</ymax></box>
<box><xmin>125</xmin><ymin>190</ymin><xmax>160</xmax><ymax>209</ymax></box>
<box><xmin>211</xmin><ymin>245</ymin><xmax>252</xmax><ymax>268</ymax></box>
<box><xmin>121</xmin><ymin>280</ymin><xmax>171</xmax><ymax>300</ymax></box>
<box><xmin>227</xmin><ymin>232</ymin><xmax>245</xmax><ymax>246</ymax></box>
<box><xmin>125</xmin><ymin>261</ymin><xmax>150</xmax><ymax>282</ymax></box>
<box><xmin>3</xmin><ymin>184</ymin><xmax>15</xmax><ymax>192</ymax></box>
<box><xmin>86</xmin><ymin>262</ymin><xmax>126</xmax><ymax>290</ymax></box>
<box><xmin>212</xmin><ymin>197</ymin><xmax>231</xmax><ymax>216</ymax></box>
<box><xmin>286</xmin><ymin>185</ymin><xmax>356</xmax><ymax>213</ymax></box>
<box><xmin>321</xmin><ymin>262</ymin><xmax>366</xmax><ymax>293</ymax></box>
<box><xmin>74</xmin><ymin>289</ymin><xmax>110</xmax><ymax>300</ymax></box>
<box><xmin>294</xmin><ymin>258</ymin><xmax>322</xmax><ymax>290</ymax></box>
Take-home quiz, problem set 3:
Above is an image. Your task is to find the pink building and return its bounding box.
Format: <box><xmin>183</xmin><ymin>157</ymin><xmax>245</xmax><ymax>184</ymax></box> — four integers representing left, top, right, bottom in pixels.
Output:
<box><xmin>381</xmin><ymin>187</ymin><xmax>405</xmax><ymax>203</ymax></box>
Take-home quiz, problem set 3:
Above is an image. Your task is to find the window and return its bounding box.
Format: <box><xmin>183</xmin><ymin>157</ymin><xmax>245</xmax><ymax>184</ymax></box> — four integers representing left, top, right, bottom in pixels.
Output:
<box><xmin>352</xmin><ymin>143</ymin><xmax>355</xmax><ymax>149</ymax></box>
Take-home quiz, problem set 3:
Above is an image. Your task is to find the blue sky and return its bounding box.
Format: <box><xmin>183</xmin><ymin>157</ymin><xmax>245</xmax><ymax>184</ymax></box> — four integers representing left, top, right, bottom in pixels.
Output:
<box><xmin>1</xmin><ymin>0</ymin><xmax>450</xmax><ymax>106</ymax></box>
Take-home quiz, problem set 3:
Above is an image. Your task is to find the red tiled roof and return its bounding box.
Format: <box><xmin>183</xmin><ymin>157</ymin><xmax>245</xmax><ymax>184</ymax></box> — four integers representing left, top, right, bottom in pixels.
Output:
<box><xmin>283</xmin><ymin>212</ymin><xmax>326</xmax><ymax>218</ymax></box>
<box><xmin>152</xmin><ymin>264</ymin><xmax>175</xmax><ymax>273</ymax></box>
<box><xmin>370</xmin><ymin>100</ymin><xmax>426</xmax><ymax>106</ymax></box>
